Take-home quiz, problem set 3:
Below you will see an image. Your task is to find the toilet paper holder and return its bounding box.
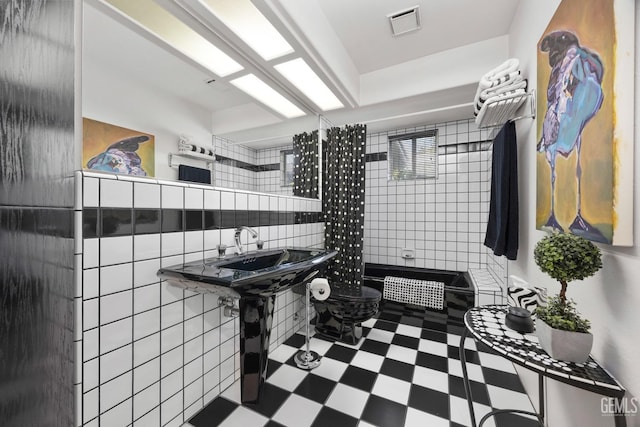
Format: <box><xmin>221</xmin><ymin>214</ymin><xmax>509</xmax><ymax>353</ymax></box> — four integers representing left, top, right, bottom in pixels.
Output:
<box><xmin>295</xmin><ymin>278</ymin><xmax>331</xmax><ymax>370</ymax></box>
<box><xmin>310</xmin><ymin>278</ymin><xmax>330</xmax><ymax>301</ymax></box>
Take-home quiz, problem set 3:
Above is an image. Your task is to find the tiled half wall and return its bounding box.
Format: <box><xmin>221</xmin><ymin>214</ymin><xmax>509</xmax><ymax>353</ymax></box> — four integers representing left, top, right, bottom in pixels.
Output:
<box><xmin>74</xmin><ymin>171</ymin><xmax>323</xmax><ymax>427</ymax></box>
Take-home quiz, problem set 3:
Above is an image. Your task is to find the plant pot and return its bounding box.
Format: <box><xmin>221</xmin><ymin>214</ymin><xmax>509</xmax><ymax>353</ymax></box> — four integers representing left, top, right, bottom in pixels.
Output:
<box><xmin>535</xmin><ymin>319</ymin><xmax>593</xmax><ymax>363</ymax></box>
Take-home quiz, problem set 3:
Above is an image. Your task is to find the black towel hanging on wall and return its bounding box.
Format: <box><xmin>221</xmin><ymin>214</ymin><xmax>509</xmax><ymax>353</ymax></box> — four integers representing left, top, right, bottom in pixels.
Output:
<box><xmin>484</xmin><ymin>121</ymin><xmax>519</xmax><ymax>260</ymax></box>
<box><xmin>178</xmin><ymin>164</ymin><xmax>211</xmax><ymax>184</ymax></box>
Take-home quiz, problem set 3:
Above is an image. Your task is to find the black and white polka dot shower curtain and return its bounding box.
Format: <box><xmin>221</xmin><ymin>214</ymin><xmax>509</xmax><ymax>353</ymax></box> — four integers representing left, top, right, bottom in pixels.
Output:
<box><xmin>323</xmin><ymin>124</ymin><xmax>367</xmax><ymax>296</ymax></box>
<box><xmin>292</xmin><ymin>131</ymin><xmax>319</xmax><ymax>199</ymax></box>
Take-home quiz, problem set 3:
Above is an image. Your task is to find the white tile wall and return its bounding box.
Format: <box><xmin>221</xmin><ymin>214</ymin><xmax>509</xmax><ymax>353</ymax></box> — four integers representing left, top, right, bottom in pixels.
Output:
<box><xmin>76</xmin><ymin>171</ymin><xmax>324</xmax><ymax>427</ymax></box>
<box><xmin>469</xmin><ymin>269</ymin><xmax>505</xmax><ymax>306</ymax></box>
<box><xmin>101</xmin><ymin>179</ymin><xmax>132</xmax><ymax>208</ymax></box>
<box><xmin>364</xmin><ymin>118</ymin><xmax>508</xmax><ymax>289</ymax></box>
<box><xmin>213</xmin><ymin>136</ymin><xmax>258</xmax><ymax>191</ymax></box>
<box><xmin>134</xmin><ymin>182</ymin><xmax>160</xmax><ymax>208</ymax></box>
<box><xmin>212</xmin><ymin>137</ymin><xmax>295</xmax><ymax>196</ymax></box>
<box><xmin>257</xmin><ymin>146</ymin><xmax>294</xmax><ymax>196</ymax></box>
<box><xmin>185</xmin><ymin>188</ymin><xmax>203</xmax><ymax>209</ymax></box>
<box><xmin>162</xmin><ymin>185</ymin><xmax>184</xmax><ymax>209</ymax></box>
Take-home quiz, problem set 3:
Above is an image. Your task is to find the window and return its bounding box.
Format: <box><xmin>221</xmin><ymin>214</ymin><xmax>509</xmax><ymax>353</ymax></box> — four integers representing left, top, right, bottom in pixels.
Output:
<box><xmin>281</xmin><ymin>149</ymin><xmax>294</xmax><ymax>186</ymax></box>
<box><xmin>388</xmin><ymin>129</ymin><xmax>438</xmax><ymax>180</ymax></box>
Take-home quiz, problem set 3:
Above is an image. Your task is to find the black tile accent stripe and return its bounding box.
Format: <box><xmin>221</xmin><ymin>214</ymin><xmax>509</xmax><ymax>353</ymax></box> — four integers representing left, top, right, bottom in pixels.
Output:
<box><xmin>83</xmin><ymin>208</ymin><xmax>99</xmax><ymax>238</ymax></box>
<box><xmin>437</xmin><ymin>139</ymin><xmax>493</xmax><ymax>155</ymax></box>
<box><xmin>0</xmin><ymin>207</ymin><xmax>74</xmax><ymax>238</ymax></box>
<box><xmin>365</xmin><ymin>152</ymin><xmax>388</xmax><ymax>162</ymax></box>
<box><xmin>269</xmin><ymin>212</ymin><xmax>279</xmax><ymax>226</ymax></box>
<box><xmin>248</xmin><ymin>211</ymin><xmax>259</xmax><ymax>227</ymax></box>
<box><xmin>215</xmin><ymin>155</ymin><xmax>279</xmax><ymax>173</ymax></box>
<box><xmin>135</xmin><ymin>209</ymin><xmax>161</xmax><ymax>235</ymax></box>
<box><xmin>162</xmin><ymin>209</ymin><xmax>183</xmax><ymax>233</ymax></box>
<box><xmin>82</xmin><ymin>208</ymin><xmax>323</xmax><ymax>238</ymax></box>
<box><xmin>235</xmin><ymin>211</ymin><xmax>249</xmax><ymax>228</ymax></box>
<box><xmin>220</xmin><ymin>211</ymin><xmax>235</xmax><ymax>229</ymax></box>
<box><xmin>102</xmin><ymin>208</ymin><xmax>132</xmax><ymax>237</ymax></box>
<box><xmin>255</xmin><ymin>163</ymin><xmax>280</xmax><ymax>172</ymax></box>
<box><xmin>185</xmin><ymin>210</ymin><xmax>203</xmax><ymax>231</ymax></box>
<box><xmin>260</xmin><ymin>211</ymin><xmax>270</xmax><ymax>227</ymax></box>
<box><xmin>365</xmin><ymin>139</ymin><xmax>492</xmax><ymax>163</ymax></box>
<box><xmin>204</xmin><ymin>211</ymin><xmax>220</xmax><ymax>230</ymax></box>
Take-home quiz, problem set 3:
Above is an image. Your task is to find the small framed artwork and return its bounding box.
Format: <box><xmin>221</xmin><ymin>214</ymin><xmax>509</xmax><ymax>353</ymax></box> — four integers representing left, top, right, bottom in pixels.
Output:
<box><xmin>83</xmin><ymin>118</ymin><xmax>155</xmax><ymax>177</ymax></box>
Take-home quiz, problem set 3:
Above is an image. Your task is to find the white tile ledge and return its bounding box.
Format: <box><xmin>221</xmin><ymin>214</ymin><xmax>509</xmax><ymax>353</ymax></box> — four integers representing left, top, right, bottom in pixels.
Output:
<box><xmin>469</xmin><ymin>268</ymin><xmax>504</xmax><ymax>307</ymax></box>
<box><xmin>469</xmin><ymin>269</ymin><xmax>502</xmax><ymax>292</ymax></box>
<box><xmin>80</xmin><ymin>170</ymin><xmax>320</xmax><ymax>205</ymax></box>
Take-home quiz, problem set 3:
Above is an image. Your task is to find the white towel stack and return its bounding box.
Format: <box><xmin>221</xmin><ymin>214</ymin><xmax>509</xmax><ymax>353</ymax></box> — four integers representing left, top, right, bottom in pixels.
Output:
<box><xmin>473</xmin><ymin>58</ymin><xmax>527</xmax><ymax>117</ymax></box>
<box><xmin>178</xmin><ymin>135</ymin><xmax>215</xmax><ymax>158</ymax></box>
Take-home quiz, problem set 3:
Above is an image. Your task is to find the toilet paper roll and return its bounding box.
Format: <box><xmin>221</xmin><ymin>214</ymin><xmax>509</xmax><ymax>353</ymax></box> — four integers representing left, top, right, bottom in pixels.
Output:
<box><xmin>310</xmin><ymin>278</ymin><xmax>330</xmax><ymax>301</ymax></box>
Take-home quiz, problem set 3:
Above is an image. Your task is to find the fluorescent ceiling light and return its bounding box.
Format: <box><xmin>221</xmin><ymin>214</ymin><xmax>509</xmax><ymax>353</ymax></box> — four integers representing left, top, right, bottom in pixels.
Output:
<box><xmin>201</xmin><ymin>0</ymin><xmax>293</xmax><ymax>60</ymax></box>
<box><xmin>105</xmin><ymin>0</ymin><xmax>242</xmax><ymax>76</ymax></box>
<box><xmin>274</xmin><ymin>58</ymin><xmax>344</xmax><ymax>111</ymax></box>
<box><xmin>230</xmin><ymin>74</ymin><xmax>305</xmax><ymax>118</ymax></box>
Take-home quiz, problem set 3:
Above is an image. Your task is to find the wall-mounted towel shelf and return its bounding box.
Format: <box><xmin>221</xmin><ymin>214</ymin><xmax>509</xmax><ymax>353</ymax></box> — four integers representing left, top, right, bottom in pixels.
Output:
<box><xmin>475</xmin><ymin>89</ymin><xmax>536</xmax><ymax>129</ymax></box>
<box><xmin>168</xmin><ymin>152</ymin><xmax>215</xmax><ymax>169</ymax></box>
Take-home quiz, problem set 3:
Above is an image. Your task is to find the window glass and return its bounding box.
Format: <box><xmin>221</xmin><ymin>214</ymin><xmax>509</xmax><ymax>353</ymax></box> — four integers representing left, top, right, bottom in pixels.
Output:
<box><xmin>388</xmin><ymin>130</ymin><xmax>438</xmax><ymax>180</ymax></box>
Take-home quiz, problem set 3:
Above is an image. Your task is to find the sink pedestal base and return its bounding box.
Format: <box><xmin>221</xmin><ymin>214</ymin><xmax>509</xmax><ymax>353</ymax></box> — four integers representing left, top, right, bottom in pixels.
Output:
<box><xmin>238</xmin><ymin>295</ymin><xmax>275</xmax><ymax>404</ymax></box>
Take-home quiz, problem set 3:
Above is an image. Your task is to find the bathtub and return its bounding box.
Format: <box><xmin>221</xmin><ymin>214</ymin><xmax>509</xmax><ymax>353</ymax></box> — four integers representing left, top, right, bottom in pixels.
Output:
<box><xmin>364</xmin><ymin>263</ymin><xmax>475</xmax><ymax>329</ymax></box>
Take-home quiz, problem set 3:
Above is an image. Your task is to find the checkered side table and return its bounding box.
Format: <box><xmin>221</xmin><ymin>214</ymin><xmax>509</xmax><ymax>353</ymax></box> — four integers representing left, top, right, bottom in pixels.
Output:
<box><xmin>460</xmin><ymin>305</ymin><xmax>627</xmax><ymax>427</ymax></box>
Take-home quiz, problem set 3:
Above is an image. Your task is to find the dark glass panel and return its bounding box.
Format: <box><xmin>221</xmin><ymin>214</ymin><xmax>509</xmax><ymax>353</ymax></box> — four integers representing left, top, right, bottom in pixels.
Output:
<box><xmin>83</xmin><ymin>208</ymin><xmax>99</xmax><ymax>238</ymax></box>
<box><xmin>248</xmin><ymin>211</ymin><xmax>260</xmax><ymax>227</ymax></box>
<box><xmin>204</xmin><ymin>210</ymin><xmax>221</xmax><ymax>230</ymax></box>
<box><xmin>260</xmin><ymin>211</ymin><xmax>271</xmax><ymax>227</ymax></box>
<box><xmin>102</xmin><ymin>208</ymin><xmax>133</xmax><ymax>237</ymax></box>
<box><xmin>134</xmin><ymin>209</ymin><xmax>161</xmax><ymax>235</ymax></box>
<box><xmin>185</xmin><ymin>210</ymin><xmax>203</xmax><ymax>231</ymax></box>
<box><xmin>162</xmin><ymin>209</ymin><xmax>183</xmax><ymax>233</ymax></box>
<box><xmin>220</xmin><ymin>211</ymin><xmax>236</xmax><ymax>229</ymax></box>
<box><xmin>235</xmin><ymin>211</ymin><xmax>249</xmax><ymax>228</ymax></box>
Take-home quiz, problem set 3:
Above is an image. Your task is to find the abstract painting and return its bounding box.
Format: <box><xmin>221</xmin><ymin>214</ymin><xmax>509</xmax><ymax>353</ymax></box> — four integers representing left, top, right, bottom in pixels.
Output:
<box><xmin>536</xmin><ymin>0</ymin><xmax>634</xmax><ymax>246</ymax></box>
<box><xmin>83</xmin><ymin>118</ymin><xmax>155</xmax><ymax>177</ymax></box>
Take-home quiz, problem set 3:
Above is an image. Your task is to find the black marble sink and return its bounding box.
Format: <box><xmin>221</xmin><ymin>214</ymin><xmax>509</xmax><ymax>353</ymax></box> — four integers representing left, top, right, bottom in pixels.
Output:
<box><xmin>157</xmin><ymin>247</ymin><xmax>336</xmax><ymax>404</ymax></box>
<box><xmin>158</xmin><ymin>247</ymin><xmax>336</xmax><ymax>297</ymax></box>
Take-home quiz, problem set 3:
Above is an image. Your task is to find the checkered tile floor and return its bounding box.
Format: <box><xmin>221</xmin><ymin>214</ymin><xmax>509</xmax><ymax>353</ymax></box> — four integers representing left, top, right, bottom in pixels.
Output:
<box><xmin>186</xmin><ymin>314</ymin><xmax>540</xmax><ymax>427</ymax></box>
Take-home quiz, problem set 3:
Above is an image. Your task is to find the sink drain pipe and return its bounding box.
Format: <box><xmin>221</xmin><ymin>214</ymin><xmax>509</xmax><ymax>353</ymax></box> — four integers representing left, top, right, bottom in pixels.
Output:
<box><xmin>219</xmin><ymin>296</ymin><xmax>239</xmax><ymax>318</ymax></box>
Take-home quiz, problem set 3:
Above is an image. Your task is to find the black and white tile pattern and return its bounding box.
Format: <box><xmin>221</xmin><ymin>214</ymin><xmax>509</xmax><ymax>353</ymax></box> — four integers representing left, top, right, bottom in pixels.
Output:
<box><xmin>212</xmin><ymin>136</ymin><xmax>299</xmax><ymax>196</ymax></box>
<box><xmin>186</xmin><ymin>309</ymin><xmax>539</xmax><ymax>427</ymax></box>
<box><xmin>465</xmin><ymin>306</ymin><xmax>625</xmax><ymax>397</ymax></box>
<box><xmin>76</xmin><ymin>172</ymin><xmax>325</xmax><ymax>426</ymax></box>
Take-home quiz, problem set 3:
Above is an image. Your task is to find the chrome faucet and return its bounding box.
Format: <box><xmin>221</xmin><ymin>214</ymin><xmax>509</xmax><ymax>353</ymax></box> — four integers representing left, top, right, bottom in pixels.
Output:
<box><xmin>234</xmin><ymin>226</ymin><xmax>263</xmax><ymax>254</ymax></box>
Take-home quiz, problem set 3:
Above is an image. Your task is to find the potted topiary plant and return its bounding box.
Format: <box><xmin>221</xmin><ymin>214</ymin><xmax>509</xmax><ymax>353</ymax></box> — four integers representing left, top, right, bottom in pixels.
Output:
<box><xmin>533</xmin><ymin>232</ymin><xmax>602</xmax><ymax>363</ymax></box>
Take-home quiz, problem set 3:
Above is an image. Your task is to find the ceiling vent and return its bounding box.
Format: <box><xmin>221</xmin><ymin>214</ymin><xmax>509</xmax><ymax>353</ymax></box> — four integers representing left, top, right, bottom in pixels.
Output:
<box><xmin>388</xmin><ymin>6</ymin><xmax>421</xmax><ymax>36</ymax></box>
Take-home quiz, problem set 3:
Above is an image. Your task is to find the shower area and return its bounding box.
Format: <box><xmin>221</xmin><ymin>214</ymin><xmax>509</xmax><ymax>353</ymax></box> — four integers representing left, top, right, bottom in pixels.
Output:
<box><xmin>291</xmin><ymin>117</ymin><xmax>508</xmax><ymax>338</ymax></box>
<box><xmin>361</xmin><ymin>117</ymin><xmax>509</xmax><ymax>326</ymax></box>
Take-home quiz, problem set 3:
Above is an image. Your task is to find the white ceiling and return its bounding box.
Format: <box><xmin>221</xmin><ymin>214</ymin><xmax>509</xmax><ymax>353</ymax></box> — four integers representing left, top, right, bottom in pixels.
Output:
<box><xmin>316</xmin><ymin>0</ymin><xmax>520</xmax><ymax>74</ymax></box>
<box><xmin>83</xmin><ymin>2</ymin><xmax>255</xmax><ymax>112</ymax></box>
<box><xmin>83</xmin><ymin>0</ymin><xmax>522</xmax><ymax>148</ymax></box>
